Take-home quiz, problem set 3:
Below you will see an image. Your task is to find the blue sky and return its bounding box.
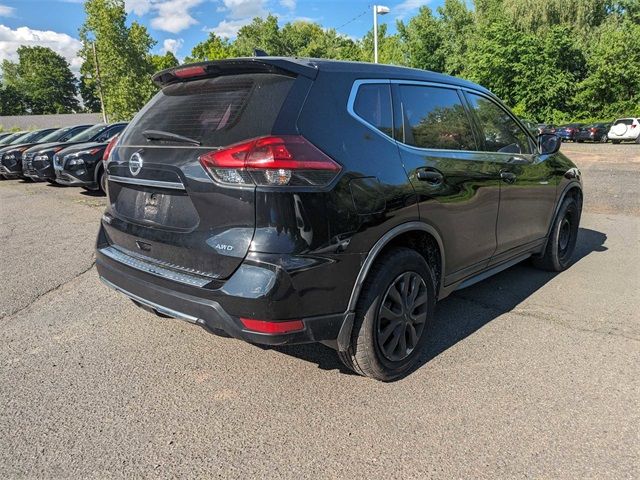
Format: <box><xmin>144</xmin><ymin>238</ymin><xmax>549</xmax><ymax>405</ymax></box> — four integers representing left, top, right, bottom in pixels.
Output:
<box><xmin>0</xmin><ymin>0</ymin><xmax>446</xmax><ymax>72</ymax></box>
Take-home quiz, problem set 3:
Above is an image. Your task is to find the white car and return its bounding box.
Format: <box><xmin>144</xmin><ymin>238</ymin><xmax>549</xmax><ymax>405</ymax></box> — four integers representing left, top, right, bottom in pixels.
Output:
<box><xmin>607</xmin><ymin>118</ymin><xmax>640</xmax><ymax>144</ymax></box>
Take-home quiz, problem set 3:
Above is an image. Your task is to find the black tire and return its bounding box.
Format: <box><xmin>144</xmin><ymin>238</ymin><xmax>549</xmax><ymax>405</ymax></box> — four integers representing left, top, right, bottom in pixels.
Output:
<box><xmin>612</xmin><ymin>140</ymin><xmax>620</xmax><ymax>144</ymax></box>
<box><xmin>600</xmin><ymin>134</ymin><xmax>608</xmax><ymax>143</ymax></box>
<box><xmin>577</xmin><ymin>140</ymin><xmax>584</xmax><ymax>143</ymax></box>
<box><xmin>46</xmin><ymin>179</ymin><xmax>57</xmax><ymax>185</ymax></box>
<box><xmin>532</xmin><ymin>194</ymin><xmax>581</xmax><ymax>272</ymax></box>
<box><xmin>635</xmin><ymin>135</ymin><xmax>640</xmax><ymax>144</ymax></box>
<box><xmin>338</xmin><ymin>248</ymin><xmax>436</xmax><ymax>381</ymax></box>
<box><xmin>97</xmin><ymin>167</ymin><xmax>107</xmax><ymax>194</ymax></box>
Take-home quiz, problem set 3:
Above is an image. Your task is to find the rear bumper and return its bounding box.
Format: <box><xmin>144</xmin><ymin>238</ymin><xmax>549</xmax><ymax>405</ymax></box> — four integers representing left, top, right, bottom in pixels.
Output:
<box><xmin>96</xmin><ymin>224</ymin><xmax>361</xmax><ymax>347</ymax></box>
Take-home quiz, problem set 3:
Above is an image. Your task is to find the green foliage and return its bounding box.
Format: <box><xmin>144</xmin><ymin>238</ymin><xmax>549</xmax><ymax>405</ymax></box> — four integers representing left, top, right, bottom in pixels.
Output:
<box><xmin>0</xmin><ymin>84</ymin><xmax>27</xmax><ymax>115</ymax></box>
<box><xmin>79</xmin><ymin>0</ymin><xmax>157</xmax><ymax>121</ymax></box>
<box><xmin>1</xmin><ymin>46</ymin><xmax>78</xmax><ymax>114</ymax></box>
<box><xmin>150</xmin><ymin>52</ymin><xmax>179</xmax><ymax>72</ymax></box>
<box><xmin>185</xmin><ymin>33</ymin><xmax>233</xmax><ymax>63</ymax></box>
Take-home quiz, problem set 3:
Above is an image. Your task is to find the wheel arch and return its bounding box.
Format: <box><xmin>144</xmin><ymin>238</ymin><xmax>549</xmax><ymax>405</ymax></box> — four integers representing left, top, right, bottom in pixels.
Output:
<box><xmin>347</xmin><ymin>222</ymin><xmax>445</xmax><ymax>313</ymax></box>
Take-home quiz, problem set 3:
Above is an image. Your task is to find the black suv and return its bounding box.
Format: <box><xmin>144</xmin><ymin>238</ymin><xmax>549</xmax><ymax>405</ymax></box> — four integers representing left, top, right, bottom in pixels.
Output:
<box><xmin>0</xmin><ymin>128</ymin><xmax>58</xmax><ymax>178</ymax></box>
<box><xmin>22</xmin><ymin>123</ymin><xmax>127</xmax><ymax>182</ymax></box>
<box><xmin>54</xmin><ymin>124</ymin><xmax>127</xmax><ymax>193</ymax></box>
<box><xmin>97</xmin><ymin>58</ymin><xmax>582</xmax><ymax>381</ymax></box>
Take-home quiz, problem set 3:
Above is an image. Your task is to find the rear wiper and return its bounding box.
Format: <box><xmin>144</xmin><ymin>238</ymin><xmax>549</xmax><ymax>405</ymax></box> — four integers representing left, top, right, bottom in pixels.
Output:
<box><xmin>142</xmin><ymin>129</ymin><xmax>201</xmax><ymax>146</ymax></box>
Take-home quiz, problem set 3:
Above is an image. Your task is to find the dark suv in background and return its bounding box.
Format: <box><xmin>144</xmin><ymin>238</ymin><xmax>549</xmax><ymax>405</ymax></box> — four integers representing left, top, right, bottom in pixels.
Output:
<box><xmin>0</xmin><ymin>128</ymin><xmax>58</xmax><ymax>178</ymax></box>
<box><xmin>97</xmin><ymin>58</ymin><xmax>582</xmax><ymax>381</ymax></box>
<box><xmin>23</xmin><ymin>123</ymin><xmax>127</xmax><ymax>182</ymax></box>
<box><xmin>54</xmin><ymin>124</ymin><xmax>127</xmax><ymax>193</ymax></box>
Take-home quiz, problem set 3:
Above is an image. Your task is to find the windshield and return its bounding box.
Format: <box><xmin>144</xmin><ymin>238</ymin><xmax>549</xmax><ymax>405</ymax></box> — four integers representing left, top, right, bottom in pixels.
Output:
<box><xmin>67</xmin><ymin>124</ymin><xmax>106</xmax><ymax>143</ymax></box>
<box><xmin>9</xmin><ymin>132</ymin><xmax>36</xmax><ymax>144</ymax></box>
<box><xmin>39</xmin><ymin>127</ymin><xmax>73</xmax><ymax>143</ymax></box>
<box><xmin>0</xmin><ymin>132</ymin><xmax>24</xmax><ymax>145</ymax></box>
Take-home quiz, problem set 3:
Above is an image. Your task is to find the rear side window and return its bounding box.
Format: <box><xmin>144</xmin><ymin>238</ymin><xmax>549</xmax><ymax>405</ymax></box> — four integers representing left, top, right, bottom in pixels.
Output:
<box><xmin>398</xmin><ymin>85</ymin><xmax>476</xmax><ymax>151</ymax></box>
<box><xmin>121</xmin><ymin>74</ymin><xmax>294</xmax><ymax>147</ymax></box>
<box><xmin>466</xmin><ymin>93</ymin><xmax>532</xmax><ymax>154</ymax></box>
<box><xmin>353</xmin><ymin>84</ymin><xmax>393</xmax><ymax>137</ymax></box>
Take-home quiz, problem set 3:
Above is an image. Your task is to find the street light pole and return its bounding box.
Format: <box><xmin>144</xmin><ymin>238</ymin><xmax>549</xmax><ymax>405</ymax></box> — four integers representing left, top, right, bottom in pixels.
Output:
<box><xmin>373</xmin><ymin>5</ymin><xmax>390</xmax><ymax>64</ymax></box>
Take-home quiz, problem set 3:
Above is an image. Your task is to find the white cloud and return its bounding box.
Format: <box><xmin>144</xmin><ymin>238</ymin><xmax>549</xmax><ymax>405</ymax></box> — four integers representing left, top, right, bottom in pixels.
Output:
<box><xmin>125</xmin><ymin>0</ymin><xmax>153</xmax><ymax>16</ymax></box>
<box><xmin>0</xmin><ymin>4</ymin><xmax>15</xmax><ymax>17</ymax></box>
<box><xmin>206</xmin><ymin>18</ymin><xmax>252</xmax><ymax>38</ymax></box>
<box><xmin>218</xmin><ymin>0</ymin><xmax>267</xmax><ymax>19</ymax></box>
<box><xmin>280</xmin><ymin>0</ymin><xmax>296</xmax><ymax>10</ymax></box>
<box><xmin>161</xmin><ymin>38</ymin><xmax>183</xmax><ymax>55</ymax></box>
<box><xmin>126</xmin><ymin>0</ymin><xmax>203</xmax><ymax>34</ymax></box>
<box><xmin>394</xmin><ymin>0</ymin><xmax>431</xmax><ymax>15</ymax></box>
<box><xmin>0</xmin><ymin>25</ymin><xmax>83</xmax><ymax>73</ymax></box>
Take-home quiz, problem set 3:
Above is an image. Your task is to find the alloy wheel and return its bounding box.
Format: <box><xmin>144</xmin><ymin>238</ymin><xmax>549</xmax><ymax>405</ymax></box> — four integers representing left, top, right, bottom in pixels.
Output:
<box><xmin>376</xmin><ymin>272</ymin><xmax>428</xmax><ymax>362</ymax></box>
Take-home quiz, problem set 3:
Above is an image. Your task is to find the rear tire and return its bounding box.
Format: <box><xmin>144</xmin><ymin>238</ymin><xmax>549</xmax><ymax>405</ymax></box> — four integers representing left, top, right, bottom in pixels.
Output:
<box><xmin>612</xmin><ymin>140</ymin><xmax>620</xmax><ymax>144</ymax></box>
<box><xmin>338</xmin><ymin>248</ymin><xmax>436</xmax><ymax>381</ymax></box>
<box><xmin>532</xmin><ymin>194</ymin><xmax>581</xmax><ymax>272</ymax></box>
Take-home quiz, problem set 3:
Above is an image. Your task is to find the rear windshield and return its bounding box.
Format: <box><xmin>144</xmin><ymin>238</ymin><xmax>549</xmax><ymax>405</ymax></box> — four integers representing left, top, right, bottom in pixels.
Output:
<box><xmin>120</xmin><ymin>73</ymin><xmax>295</xmax><ymax>148</ymax></box>
<box><xmin>614</xmin><ymin>119</ymin><xmax>634</xmax><ymax>125</ymax></box>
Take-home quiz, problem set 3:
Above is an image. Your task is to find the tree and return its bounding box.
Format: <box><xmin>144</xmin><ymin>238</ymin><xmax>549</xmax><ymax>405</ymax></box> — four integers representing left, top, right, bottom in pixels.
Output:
<box><xmin>233</xmin><ymin>15</ymin><xmax>285</xmax><ymax>56</ymax></box>
<box><xmin>79</xmin><ymin>74</ymin><xmax>100</xmax><ymax>112</ymax></box>
<box><xmin>0</xmin><ymin>84</ymin><xmax>27</xmax><ymax>115</ymax></box>
<box><xmin>79</xmin><ymin>0</ymin><xmax>157</xmax><ymax>121</ymax></box>
<box><xmin>150</xmin><ymin>52</ymin><xmax>179</xmax><ymax>72</ymax></box>
<box><xmin>397</xmin><ymin>6</ymin><xmax>445</xmax><ymax>71</ymax></box>
<box><xmin>2</xmin><ymin>46</ymin><xmax>78</xmax><ymax>114</ymax></box>
<box><xmin>185</xmin><ymin>33</ymin><xmax>233</xmax><ymax>62</ymax></box>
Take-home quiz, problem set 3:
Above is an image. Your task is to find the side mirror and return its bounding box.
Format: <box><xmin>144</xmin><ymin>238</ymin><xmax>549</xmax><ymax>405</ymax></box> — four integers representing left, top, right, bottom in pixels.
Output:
<box><xmin>539</xmin><ymin>133</ymin><xmax>561</xmax><ymax>155</ymax></box>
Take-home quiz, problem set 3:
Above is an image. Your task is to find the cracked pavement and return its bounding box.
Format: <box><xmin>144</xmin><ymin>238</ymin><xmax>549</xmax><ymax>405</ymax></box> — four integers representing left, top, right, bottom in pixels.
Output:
<box><xmin>1</xmin><ymin>143</ymin><xmax>639</xmax><ymax>478</ymax></box>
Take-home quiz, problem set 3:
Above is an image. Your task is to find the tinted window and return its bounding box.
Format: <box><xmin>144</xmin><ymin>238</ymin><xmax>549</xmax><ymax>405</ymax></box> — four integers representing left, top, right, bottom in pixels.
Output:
<box><xmin>122</xmin><ymin>74</ymin><xmax>294</xmax><ymax>147</ymax></box>
<box><xmin>98</xmin><ymin>124</ymin><xmax>127</xmax><ymax>142</ymax></box>
<box><xmin>398</xmin><ymin>85</ymin><xmax>476</xmax><ymax>151</ymax></box>
<box><xmin>466</xmin><ymin>93</ymin><xmax>532</xmax><ymax>154</ymax></box>
<box><xmin>614</xmin><ymin>119</ymin><xmax>634</xmax><ymax>125</ymax></box>
<box><xmin>68</xmin><ymin>124</ymin><xmax>107</xmax><ymax>143</ymax></box>
<box><xmin>354</xmin><ymin>83</ymin><xmax>393</xmax><ymax>137</ymax></box>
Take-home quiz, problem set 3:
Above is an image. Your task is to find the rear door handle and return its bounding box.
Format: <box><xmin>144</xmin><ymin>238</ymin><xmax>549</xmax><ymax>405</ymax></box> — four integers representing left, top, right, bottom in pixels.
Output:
<box><xmin>417</xmin><ymin>169</ymin><xmax>444</xmax><ymax>185</ymax></box>
<box><xmin>500</xmin><ymin>170</ymin><xmax>517</xmax><ymax>184</ymax></box>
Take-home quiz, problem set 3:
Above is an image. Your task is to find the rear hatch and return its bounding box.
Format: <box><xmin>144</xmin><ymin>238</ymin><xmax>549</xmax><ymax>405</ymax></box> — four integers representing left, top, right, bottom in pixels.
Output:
<box><xmin>104</xmin><ymin>66</ymin><xmax>300</xmax><ymax>281</ymax></box>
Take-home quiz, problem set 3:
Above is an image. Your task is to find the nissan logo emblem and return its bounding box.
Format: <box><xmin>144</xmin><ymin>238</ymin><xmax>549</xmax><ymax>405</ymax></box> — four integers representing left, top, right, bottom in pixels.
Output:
<box><xmin>129</xmin><ymin>152</ymin><xmax>143</xmax><ymax>176</ymax></box>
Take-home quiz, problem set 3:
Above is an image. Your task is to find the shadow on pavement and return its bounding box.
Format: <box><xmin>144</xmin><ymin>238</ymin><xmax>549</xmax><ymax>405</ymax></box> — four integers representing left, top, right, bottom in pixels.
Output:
<box><xmin>267</xmin><ymin>228</ymin><xmax>608</xmax><ymax>377</ymax></box>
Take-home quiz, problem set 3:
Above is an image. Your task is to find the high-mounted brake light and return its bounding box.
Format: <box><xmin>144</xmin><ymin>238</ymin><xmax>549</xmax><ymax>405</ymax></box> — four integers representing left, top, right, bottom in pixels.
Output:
<box><xmin>199</xmin><ymin>135</ymin><xmax>341</xmax><ymax>187</ymax></box>
<box><xmin>240</xmin><ymin>318</ymin><xmax>304</xmax><ymax>334</ymax></box>
<box><xmin>174</xmin><ymin>65</ymin><xmax>206</xmax><ymax>79</ymax></box>
<box><xmin>103</xmin><ymin>134</ymin><xmax>120</xmax><ymax>162</ymax></box>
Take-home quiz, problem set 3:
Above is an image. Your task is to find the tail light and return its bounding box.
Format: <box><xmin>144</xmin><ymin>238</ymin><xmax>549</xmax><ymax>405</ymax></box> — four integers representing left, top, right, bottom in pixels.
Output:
<box><xmin>199</xmin><ymin>135</ymin><xmax>341</xmax><ymax>187</ymax></box>
<box><xmin>174</xmin><ymin>65</ymin><xmax>206</xmax><ymax>79</ymax></box>
<box><xmin>103</xmin><ymin>135</ymin><xmax>120</xmax><ymax>162</ymax></box>
<box><xmin>589</xmin><ymin>128</ymin><xmax>597</xmax><ymax>133</ymax></box>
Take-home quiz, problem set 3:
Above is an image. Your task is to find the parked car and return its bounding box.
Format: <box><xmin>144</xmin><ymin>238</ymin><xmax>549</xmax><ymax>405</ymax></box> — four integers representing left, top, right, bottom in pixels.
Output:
<box><xmin>0</xmin><ymin>132</ymin><xmax>14</xmax><ymax>143</ymax></box>
<box><xmin>22</xmin><ymin>123</ymin><xmax>127</xmax><ymax>182</ymax></box>
<box><xmin>607</xmin><ymin>118</ymin><xmax>640</xmax><ymax>144</ymax></box>
<box><xmin>556</xmin><ymin>123</ymin><xmax>584</xmax><ymax>142</ymax></box>
<box><xmin>54</xmin><ymin>128</ymin><xmax>127</xmax><ymax>193</ymax></box>
<box><xmin>0</xmin><ymin>128</ymin><xmax>59</xmax><ymax>179</ymax></box>
<box><xmin>0</xmin><ymin>125</ymin><xmax>92</xmax><ymax>179</ymax></box>
<box><xmin>575</xmin><ymin>123</ymin><xmax>611</xmax><ymax>143</ymax></box>
<box><xmin>96</xmin><ymin>58</ymin><xmax>582</xmax><ymax>381</ymax></box>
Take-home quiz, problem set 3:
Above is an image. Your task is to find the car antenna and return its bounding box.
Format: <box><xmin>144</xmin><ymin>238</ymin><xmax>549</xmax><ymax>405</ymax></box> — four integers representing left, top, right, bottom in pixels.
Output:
<box><xmin>253</xmin><ymin>48</ymin><xmax>268</xmax><ymax>57</ymax></box>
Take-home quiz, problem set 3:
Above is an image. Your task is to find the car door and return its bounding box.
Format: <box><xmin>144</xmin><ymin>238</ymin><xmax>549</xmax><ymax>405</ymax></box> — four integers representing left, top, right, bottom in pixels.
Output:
<box><xmin>392</xmin><ymin>82</ymin><xmax>503</xmax><ymax>285</ymax></box>
<box><xmin>463</xmin><ymin>91</ymin><xmax>558</xmax><ymax>264</ymax></box>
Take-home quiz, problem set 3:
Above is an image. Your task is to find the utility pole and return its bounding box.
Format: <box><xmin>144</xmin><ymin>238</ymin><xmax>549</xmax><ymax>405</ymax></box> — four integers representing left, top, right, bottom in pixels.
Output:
<box><xmin>373</xmin><ymin>5</ymin><xmax>390</xmax><ymax>64</ymax></box>
<box><xmin>92</xmin><ymin>42</ymin><xmax>108</xmax><ymax>123</ymax></box>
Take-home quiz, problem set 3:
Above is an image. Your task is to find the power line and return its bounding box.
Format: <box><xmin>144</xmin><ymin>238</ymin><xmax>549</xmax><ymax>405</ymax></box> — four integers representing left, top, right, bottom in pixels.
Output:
<box><xmin>332</xmin><ymin>5</ymin><xmax>371</xmax><ymax>33</ymax></box>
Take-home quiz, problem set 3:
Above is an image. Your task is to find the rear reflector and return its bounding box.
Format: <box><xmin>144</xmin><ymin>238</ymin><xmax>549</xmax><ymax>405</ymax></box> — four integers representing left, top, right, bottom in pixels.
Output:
<box><xmin>174</xmin><ymin>65</ymin><xmax>206</xmax><ymax>79</ymax></box>
<box><xmin>199</xmin><ymin>135</ymin><xmax>341</xmax><ymax>187</ymax></box>
<box><xmin>240</xmin><ymin>318</ymin><xmax>304</xmax><ymax>334</ymax></box>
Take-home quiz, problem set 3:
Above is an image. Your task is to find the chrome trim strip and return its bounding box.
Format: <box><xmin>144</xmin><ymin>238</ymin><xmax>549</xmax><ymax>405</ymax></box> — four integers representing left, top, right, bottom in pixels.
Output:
<box><xmin>100</xmin><ymin>276</ymin><xmax>199</xmax><ymax>323</ymax></box>
<box><xmin>107</xmin><ymin>175</ymin><xmax>185</xmax><ymax>190</ymax></box>
<box><xmin>99</xmin><ymin>246</ymin><xmax>211</xmax><ymax>287</ymax></box>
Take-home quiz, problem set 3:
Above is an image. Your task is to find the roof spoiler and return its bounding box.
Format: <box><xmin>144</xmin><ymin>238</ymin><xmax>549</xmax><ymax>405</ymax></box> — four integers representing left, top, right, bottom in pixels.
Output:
<box><xmin>152</xmin><ymin>57</ymin><xmax>318</xmax><ymax>87</ymax></box>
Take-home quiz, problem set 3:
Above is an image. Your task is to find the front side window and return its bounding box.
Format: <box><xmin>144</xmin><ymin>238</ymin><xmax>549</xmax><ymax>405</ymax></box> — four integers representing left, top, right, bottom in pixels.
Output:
<box><xmin>398</xmin><ymin>85</ymin><xmax>476</xmax><ymax>151</ymax></box>
<box><xmin>467</xmin><ymin>94</ymin><xmax>533</xmax><ymax>154</ymax></box>
<box><xmin>353</xmin><ymin>83</ymin><xmax>393</xmax><ymax>137</ymax></box>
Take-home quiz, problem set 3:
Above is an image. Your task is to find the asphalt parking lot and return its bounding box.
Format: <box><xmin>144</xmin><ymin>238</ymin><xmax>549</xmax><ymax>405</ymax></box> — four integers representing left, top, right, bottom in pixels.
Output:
<box><xmin>1</xmin><ymin>143</ymin><xmax>638</xmax><ymax>478</ymax></box>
